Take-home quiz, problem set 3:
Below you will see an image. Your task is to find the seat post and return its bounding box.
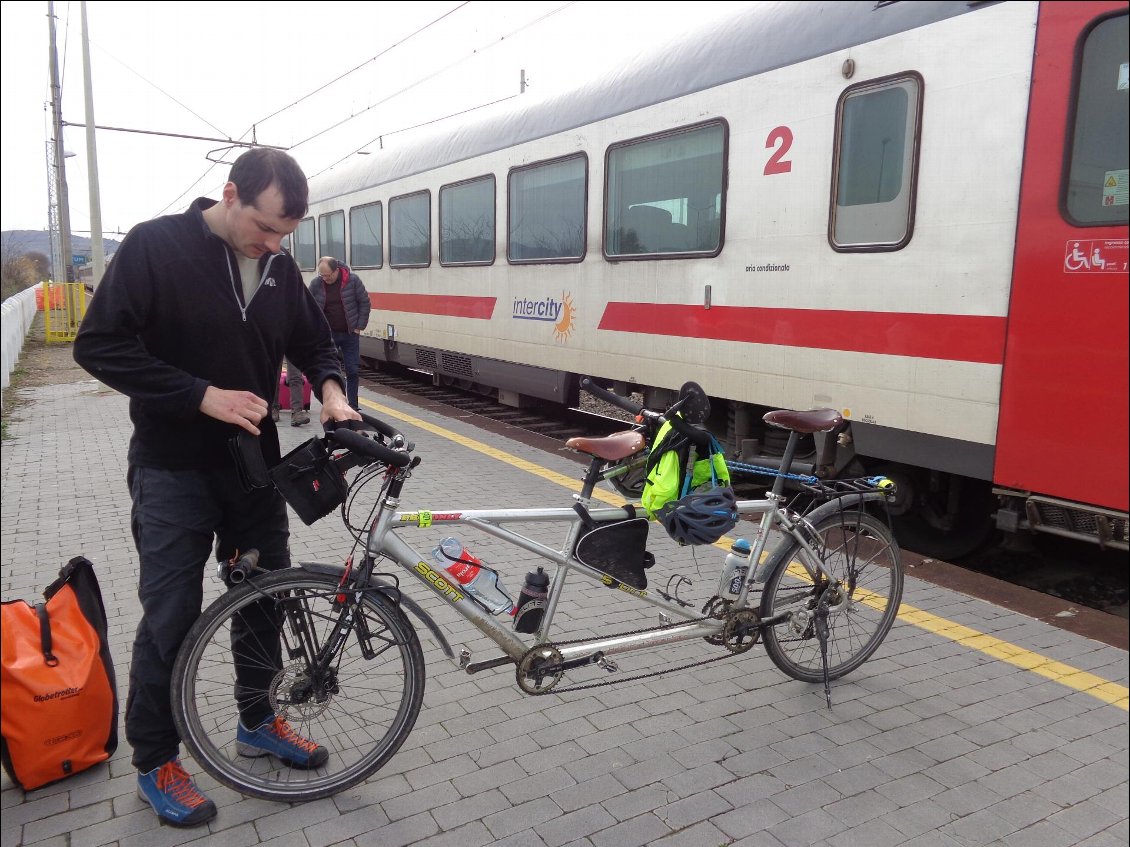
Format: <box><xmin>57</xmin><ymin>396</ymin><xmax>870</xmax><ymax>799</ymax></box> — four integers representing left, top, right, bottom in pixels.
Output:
<box><xmin>579</xmin><ymin>457</ymin><xmax>605</xmax><ymax>500</ymax></box>
<box><xmin>771</xmin><ymin>431</ymin><xmax>800</xmax><ymax>496</ymax></box>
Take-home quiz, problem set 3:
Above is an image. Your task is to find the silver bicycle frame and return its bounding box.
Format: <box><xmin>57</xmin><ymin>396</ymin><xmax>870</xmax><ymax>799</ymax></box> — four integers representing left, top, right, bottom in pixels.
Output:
<box><xmin>364</xmin><ymin>487</ymin><xmax>819</xmax><ymax>667</ymax></box>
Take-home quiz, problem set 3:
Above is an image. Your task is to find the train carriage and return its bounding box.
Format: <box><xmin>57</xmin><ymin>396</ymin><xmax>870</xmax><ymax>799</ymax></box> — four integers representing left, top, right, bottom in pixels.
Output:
<box><xmin>296</xmin><ymin>0</ymin><xmax>1129</xmax><ymax>557</ymax></box>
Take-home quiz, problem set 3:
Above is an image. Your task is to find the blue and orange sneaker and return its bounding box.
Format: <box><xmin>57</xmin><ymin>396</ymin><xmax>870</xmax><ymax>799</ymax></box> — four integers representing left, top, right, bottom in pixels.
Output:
<box><xmin>136</xmin><ymin>757</ymin><xmax>217</xmax><ymax>827</ymax></box>
<box><xmin>236</xmin><ymin>715</ymin><xmax>329</xmax><ymax>768</ymax></box>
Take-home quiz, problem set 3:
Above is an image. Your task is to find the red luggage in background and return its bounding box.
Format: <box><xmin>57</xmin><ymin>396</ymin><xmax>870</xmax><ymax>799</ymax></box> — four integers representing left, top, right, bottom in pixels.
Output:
<box><xmin>279</xmin><ymin>368</ymin><xmax>312</xmax><ymax>410</ymax></box>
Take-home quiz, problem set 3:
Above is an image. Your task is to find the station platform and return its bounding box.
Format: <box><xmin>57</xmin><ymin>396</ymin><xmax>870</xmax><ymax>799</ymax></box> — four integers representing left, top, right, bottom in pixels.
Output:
<box><xmin>2</xmin><ymin>341</ymin><xmax>1127</xmax><ymax>847</ymax></box>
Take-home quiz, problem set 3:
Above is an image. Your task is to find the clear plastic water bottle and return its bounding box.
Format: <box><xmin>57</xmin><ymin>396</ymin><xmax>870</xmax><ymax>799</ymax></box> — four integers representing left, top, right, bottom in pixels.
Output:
<box><xmin>719</xmin><ymin>538</ymin><xmax>751</xmax><ymax>599</ymax></box>
<box><xmin>431</xmin><ymin>536</ymin><xmax>515</xmax><ymax>615</ymax></box>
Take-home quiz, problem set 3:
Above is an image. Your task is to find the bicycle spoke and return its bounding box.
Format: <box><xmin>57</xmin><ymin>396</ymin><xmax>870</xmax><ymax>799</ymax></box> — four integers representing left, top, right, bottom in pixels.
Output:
<box><xmin>173</xmin><ymin>571</ymin><xmax>425</xmax><ymax>802</ymax></box>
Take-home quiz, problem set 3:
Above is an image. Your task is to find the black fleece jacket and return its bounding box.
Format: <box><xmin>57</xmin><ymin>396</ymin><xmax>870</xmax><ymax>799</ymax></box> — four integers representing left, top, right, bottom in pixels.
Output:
<box><xmin>73</xmin><ymin>198</ymin><xmax>346</xmax><ymax>469</ymax></box>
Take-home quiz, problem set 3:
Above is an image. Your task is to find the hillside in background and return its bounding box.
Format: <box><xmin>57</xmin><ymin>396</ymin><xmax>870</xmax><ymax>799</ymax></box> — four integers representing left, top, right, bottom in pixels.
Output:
<box><xmin>2</xmin><ymin>229</ymin><xmax>121</xmax><ymax>261</ymax></box>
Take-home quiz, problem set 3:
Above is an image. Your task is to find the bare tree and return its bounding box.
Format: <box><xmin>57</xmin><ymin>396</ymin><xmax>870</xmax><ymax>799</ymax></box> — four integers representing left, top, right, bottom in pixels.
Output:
<box><xmin>1</xmin><ymin>232</ymin><xmax>38</xmax><ymax>300</ymax></box>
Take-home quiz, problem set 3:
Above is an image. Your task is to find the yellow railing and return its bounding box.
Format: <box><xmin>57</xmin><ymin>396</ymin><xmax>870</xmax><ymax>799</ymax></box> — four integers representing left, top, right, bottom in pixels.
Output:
<box><xmin>42</xmin><ymin>282</ymin><xmax>86</xmax><ymax>343</ymax></box>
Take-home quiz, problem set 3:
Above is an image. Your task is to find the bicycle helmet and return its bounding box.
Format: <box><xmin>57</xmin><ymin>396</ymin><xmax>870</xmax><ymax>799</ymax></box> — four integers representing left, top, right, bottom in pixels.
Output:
<box><xmin>657</xmin><ymin>486</ymin><xmax>739</xmax><ymax>546</ymax></box>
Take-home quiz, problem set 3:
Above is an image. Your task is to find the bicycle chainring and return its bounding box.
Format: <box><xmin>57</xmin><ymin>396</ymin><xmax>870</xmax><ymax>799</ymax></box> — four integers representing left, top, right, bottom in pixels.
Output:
<box><xmin>516</xmin><ymin>644</ymin><xmax>564</xmax><ymax>695</ymax></box>
<box><xmin>700</xmin><ymin>596</ymin><xmax>730</xmax><ymax>646</ymax></box>
<box><xmin>722</xmin><ymin>609</ymin><xmax>762</xmax><ymax>653</ymax></box>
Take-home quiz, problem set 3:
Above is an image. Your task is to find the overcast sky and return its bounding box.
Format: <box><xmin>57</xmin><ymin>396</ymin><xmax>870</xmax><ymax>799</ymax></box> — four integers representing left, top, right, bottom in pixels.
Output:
<box><xmin>0</xmin><ymin>0</ymin><xmax>756</xmax><ymax>239</ymax></box>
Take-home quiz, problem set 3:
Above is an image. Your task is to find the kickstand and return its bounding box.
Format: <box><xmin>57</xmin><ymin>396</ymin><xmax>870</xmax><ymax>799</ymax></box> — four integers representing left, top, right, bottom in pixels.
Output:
<box><xmin>815</xmin><ymin>604</ymin><xmax>833</xmax><ymax>709</ymax></box>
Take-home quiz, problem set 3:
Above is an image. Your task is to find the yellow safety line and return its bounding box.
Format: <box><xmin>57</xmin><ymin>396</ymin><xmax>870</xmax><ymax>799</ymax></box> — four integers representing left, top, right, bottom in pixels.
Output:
<box><xmin>361</xmin><ymin>397</ymin><xmax>1130</xmax><ymax>710</ymax></box>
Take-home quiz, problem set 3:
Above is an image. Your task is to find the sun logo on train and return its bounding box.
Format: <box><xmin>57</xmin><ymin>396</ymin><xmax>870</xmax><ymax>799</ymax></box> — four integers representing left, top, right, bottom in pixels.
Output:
<box><xmin>553</xmin><ymin>292</ymin><xmax>576</xmax><ymax>343</ymax></box>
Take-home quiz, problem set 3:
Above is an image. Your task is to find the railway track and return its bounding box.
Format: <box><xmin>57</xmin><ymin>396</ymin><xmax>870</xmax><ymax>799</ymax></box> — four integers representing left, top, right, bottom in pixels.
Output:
<box><xmin>358</xmin><ymin>361</ymin><xmax>1128</xmax><ymax>632</ymax></box>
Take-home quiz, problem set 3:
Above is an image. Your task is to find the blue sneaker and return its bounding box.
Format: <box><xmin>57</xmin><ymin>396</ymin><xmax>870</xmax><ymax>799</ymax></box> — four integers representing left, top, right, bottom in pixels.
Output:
<box><xmin>136</xmin><ymin>757</ymin><xmax>217</xmax><ymax>827</ymax></box>
<box><xmin>236</xmin><ymin>716</ymin><xmax>328</xmax><ymax>768</ymax></box>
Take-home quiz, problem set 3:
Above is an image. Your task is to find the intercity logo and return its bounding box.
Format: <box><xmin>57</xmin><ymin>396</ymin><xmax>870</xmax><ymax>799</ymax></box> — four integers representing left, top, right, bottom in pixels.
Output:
<box><xmin>512</xmin><ymin>292</ymin><xmax>576</xmax><ymax>342</ymax></box>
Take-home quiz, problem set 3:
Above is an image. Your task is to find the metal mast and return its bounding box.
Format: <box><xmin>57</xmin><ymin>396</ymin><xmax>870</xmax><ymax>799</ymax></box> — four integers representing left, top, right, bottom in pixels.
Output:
<box><xmin>47</xmin><ymin>0</ymin><xmax>74</xmax><ymax>283</ymax></box>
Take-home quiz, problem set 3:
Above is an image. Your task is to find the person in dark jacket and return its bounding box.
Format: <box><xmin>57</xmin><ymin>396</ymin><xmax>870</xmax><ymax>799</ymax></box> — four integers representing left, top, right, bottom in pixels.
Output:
<box><xmin>309</xmin><ymin>256</ymin><xmax>371</xmax><ymax>410</ymax></box>
<box><xmin>73</xmin><ymin>148</ymin><xmax>357</xmax><ymax>828</ymax></box>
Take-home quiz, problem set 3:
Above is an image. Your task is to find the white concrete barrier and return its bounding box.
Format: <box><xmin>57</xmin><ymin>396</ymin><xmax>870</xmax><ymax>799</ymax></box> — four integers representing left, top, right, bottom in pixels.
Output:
<box><xmin>1</xmin><ymin>286</ymin><xmax>41</xmax><ymax>400</ymax></box>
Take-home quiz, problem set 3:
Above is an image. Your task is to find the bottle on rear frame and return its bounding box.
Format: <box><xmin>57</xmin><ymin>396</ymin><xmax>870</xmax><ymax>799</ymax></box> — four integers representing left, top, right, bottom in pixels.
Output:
<box><xmin>718</xmin><ymin>538</ymin><xmax>752</xmax><ymax>600</ymax></box>
<box><xmin>513</xmin><ymin>566</ymin><xmax>550</xmax><ymax>634</ymax></box>
<box><xmin>431</xmin><ymin>536</ymin><xmax>515</xmax><ymax>616</ymax></box>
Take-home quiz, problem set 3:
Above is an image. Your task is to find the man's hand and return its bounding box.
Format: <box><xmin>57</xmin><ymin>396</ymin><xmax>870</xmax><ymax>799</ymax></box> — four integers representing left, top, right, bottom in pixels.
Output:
<box><xmin>320</xmin><ymin>379</ymin><xmax>361</xmax><ymax>424</ymax></box>
<box><xmin>200</xmin><ymin>386</ymin><xmax>269</xmax><ymax>435</ymax></box>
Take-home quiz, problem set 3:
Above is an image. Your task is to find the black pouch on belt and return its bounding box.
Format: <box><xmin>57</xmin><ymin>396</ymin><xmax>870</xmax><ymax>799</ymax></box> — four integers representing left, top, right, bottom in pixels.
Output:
<box><xmin>228</xmin><ymin>431</ymin><xmax>270</xmax><ymax>492</ymax></box>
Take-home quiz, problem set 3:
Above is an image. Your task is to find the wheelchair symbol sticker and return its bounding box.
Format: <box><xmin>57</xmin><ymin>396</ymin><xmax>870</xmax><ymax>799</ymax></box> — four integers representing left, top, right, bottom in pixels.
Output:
<box><xmin>1063</xmin><ymin>239</ymin><xmax>1128</xmax><ymax>274</ymax></box>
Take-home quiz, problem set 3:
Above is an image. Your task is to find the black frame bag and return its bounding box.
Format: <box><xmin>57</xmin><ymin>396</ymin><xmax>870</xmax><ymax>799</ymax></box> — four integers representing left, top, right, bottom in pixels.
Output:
<box><xmin>1</xmin><ymin>556</ymin><xmax>118</xmax><ymax>790</ymax></box>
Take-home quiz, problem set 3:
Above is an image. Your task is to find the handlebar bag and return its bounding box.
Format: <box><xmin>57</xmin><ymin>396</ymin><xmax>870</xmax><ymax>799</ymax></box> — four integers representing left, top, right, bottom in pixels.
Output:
<box><xmin>1</xmin><ymin>556</ymin><xmax>118</xmax><ymax>791</ymax></box>
<box><xmin>269</xmin><ymin>438</ymin><xmax>349</xmax><ymax>525</ymax></box>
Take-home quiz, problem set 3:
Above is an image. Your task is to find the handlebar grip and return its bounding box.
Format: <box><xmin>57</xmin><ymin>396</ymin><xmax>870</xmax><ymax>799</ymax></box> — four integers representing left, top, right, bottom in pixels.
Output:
<box><xmin>579</xmin><ymin>378</ymin><xmax>644</xmax><ymax>416</ymax></box>
<box><xmin>227</xmin><ymin>549</ymin><xmax>260</xmax><ymax>584</ymax></box>
<box><xmin>329</xmin><ymin>427</ymin><xmax>412</xmax><ymax>468</ymax></box>
<box><xmin>358</xmin><ymin>410</ymin><xmax>405</xmax><ymax>444</ymax></box>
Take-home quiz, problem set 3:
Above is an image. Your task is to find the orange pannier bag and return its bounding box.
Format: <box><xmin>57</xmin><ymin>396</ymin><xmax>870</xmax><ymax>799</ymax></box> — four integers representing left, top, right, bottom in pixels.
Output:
<box><xmin>1</xmin><ymin>556</ymin><xmax>118</xmax><ymax>790</ymax></box>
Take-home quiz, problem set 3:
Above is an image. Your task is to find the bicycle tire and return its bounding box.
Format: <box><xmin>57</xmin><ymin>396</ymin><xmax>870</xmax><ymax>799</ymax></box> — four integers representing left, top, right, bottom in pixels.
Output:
<box><xmin>759</xmin><ymin>510</ymin><xmax>903</xmax><ymax>683</ymax></box>
<box><xmin>172</xmin><ymin>569</ymin><xmax>425</xmax><ymax>802</ymax></box>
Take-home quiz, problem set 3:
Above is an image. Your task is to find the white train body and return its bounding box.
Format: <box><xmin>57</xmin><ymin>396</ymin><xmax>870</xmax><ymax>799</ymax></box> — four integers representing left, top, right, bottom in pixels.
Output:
<box><xmin>297</xmin><ymin>1</ymin><xmax>1129</xmax><ymax>555</ymax></box>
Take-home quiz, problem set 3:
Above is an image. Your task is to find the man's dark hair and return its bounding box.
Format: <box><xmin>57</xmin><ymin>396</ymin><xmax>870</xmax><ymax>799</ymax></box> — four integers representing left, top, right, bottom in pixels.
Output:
<box><xmin>228</xmin><ymin>148</ymin><xmax>309</xmax><ymax>219</ymax></box>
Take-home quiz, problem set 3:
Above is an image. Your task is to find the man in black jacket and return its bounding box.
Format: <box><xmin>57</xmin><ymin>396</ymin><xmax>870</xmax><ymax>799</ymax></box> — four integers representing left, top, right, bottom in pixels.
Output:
<box><xmin>73</xmin><ymin>148</ymin><xmax>357</xmax><ymax>828</ymax></box>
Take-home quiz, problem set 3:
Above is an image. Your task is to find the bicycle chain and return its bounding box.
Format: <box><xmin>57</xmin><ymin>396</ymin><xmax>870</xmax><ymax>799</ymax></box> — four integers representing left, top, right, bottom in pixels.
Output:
<box><xmin>518</xmin><ymin>602</ymin><xmax>750</xmax><ymax>695</ymax></box>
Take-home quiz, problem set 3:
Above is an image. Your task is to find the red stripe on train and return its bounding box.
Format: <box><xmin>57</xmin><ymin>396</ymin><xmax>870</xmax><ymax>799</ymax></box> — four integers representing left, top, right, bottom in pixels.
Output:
<box><xmin>597</xmin><ymin>303</ymin><xmax>1006</xmax><ymax>364</ymax></box>
<box><xmin>371</xmin><ymin>293</ymin><xmax>496</xmax><ymax>319</ymax></box>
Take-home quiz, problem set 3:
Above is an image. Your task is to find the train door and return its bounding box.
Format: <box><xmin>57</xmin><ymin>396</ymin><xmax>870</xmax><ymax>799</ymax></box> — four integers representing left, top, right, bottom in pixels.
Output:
<box><xmin>995</xmin><ymin>3</ymin><xmax>1129</xmax><ymax>543</ymax></box>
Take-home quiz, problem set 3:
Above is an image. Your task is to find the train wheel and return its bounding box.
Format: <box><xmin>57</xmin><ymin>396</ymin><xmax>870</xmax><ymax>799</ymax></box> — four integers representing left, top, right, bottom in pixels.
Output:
<box><xmin>873</xmin><ymin>465</ymin><xmax>996</xmax><ymax>560</ymax></box>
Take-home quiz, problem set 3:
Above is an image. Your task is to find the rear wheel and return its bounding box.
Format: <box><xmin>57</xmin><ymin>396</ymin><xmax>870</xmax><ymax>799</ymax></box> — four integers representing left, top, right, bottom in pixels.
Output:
<box><xmin>172</xmin><ymin>570</ymin><xmax>425</xmax><ymax>802</ymax></box>
<box><xmin>760</xmin><ymin>511</ymin><xmax>902</xmax><ymax>683</ymax></box>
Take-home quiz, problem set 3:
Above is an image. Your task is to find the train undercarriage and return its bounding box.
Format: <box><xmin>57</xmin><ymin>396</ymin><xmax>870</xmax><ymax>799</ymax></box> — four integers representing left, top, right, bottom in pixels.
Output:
<box><xmin>360</xmin><ymin>341</ymin><xmax>1129</xmax><ymax>560</ymax></box>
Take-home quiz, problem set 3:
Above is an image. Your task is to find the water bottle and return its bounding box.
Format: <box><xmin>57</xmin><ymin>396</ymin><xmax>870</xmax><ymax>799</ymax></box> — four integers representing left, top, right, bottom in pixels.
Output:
<box><xmin>431</xmin><ymin>536</ymin><xmax>515</xmax><ymax>615</ymax></box>
<box><xmin>513</xmin><ymin>566</ymin><xmax>550</xmax><ymax>633</ymax></box>
<box><xmin>719</xmin><ymin>538</ymin><xmax>751</xmax><ymax>599</ymax></box>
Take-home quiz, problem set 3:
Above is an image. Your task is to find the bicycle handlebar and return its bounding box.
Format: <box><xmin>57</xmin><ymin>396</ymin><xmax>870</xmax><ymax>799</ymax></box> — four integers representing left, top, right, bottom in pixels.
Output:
<box><xmin>579</xmin><ymin>377</ymin><xmax>646</xmax><ymax>417</ymax></box>
<box><xmin>325</xmin><ymin>412</ymin><xmax>414</xmax><ymax>468</ymax></box>
<box><xmin>579</xmin><ymin>378</ymin><xmax>713</xmax><ymax>449</ymax></box>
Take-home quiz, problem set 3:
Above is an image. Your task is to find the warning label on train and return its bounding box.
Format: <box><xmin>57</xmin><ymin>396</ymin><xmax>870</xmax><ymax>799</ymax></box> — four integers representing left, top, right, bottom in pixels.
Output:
<box><xmin>1063</xmin><ymin>239</ymin><xmax>1128</xmax><ymax>274</ymax></box>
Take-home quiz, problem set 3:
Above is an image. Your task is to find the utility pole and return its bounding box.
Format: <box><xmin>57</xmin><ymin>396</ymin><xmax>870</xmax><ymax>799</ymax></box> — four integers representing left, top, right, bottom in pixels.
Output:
<box><xmin>48</xmin><ymin>0</ymin><xmax>74</xmax><ymax>283</ymax></box>
<box><xmin>81</xmin><ymin>1</ymin><xmax>104</xmax><ymax>286</ymax></box>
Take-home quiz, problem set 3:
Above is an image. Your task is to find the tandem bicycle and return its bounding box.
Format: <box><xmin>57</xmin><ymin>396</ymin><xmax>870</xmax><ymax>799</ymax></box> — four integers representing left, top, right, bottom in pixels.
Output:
<box><xmin>171</xmin><ymin>379</ymin><xmax>903</xmax><ymax>801</ymax></box>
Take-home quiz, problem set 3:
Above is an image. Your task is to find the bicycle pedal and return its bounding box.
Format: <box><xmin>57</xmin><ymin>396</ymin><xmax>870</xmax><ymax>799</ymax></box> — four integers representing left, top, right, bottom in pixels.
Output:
<box><xmin>597</xmin><ymin>656</ymin><xmax>619</xmax><ymax>673</ymax></box>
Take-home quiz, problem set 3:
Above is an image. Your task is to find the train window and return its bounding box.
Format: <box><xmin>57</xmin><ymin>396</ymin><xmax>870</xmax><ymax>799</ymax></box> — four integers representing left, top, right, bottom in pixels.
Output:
<box><xmin>440</xmin><ymin>175</ymin><xmax>495</xmax><ymax>266</ymax></box>
<box><xmin>318</xmin><ymin>211</ymin><xmax>346</xmax><ymax>264</ymax></box>
<box><xmin>293</xmin><ymin>218</ymin><xmax>316</xmax><ymax>270</ymax></box>
<box><xmin>390</xmin><ymin>190</ymin><xmax>431</xmax><ymax>268</ymax></box>
<box><xmin>349</xmin><ymin>202</ymin><xmax>383</xmax><ymax>268</ymax></box>
<box><xmin>507</xmin><ymin>154</ymin><xmax>587</xmax><ymax>263</ymax></box>
<box><xmin>1065</xmin><ymin>13</ymin><xmax>1129</xmax><ymax>226</ymax></box>
<box><xmin>605</xmin><ymin>121</ymin><xmax>726</xmax><ymax>259</ymax></box>
<box><xmin>830</xmin><ymin>73</ymin><xmax>922</xmax><ymax>251</ymax></box>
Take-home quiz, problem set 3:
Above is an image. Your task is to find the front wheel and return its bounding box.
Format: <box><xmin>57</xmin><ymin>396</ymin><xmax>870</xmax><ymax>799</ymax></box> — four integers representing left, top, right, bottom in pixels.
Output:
<box><xmin>760</xmin><ymin>511</ymin><xmax>903</xmax><ymax>683</ymax></box>
<box><xmin>172</xmin><ymin>570</ymin><xmax>425</xmax><ymax>802</ymax></box>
